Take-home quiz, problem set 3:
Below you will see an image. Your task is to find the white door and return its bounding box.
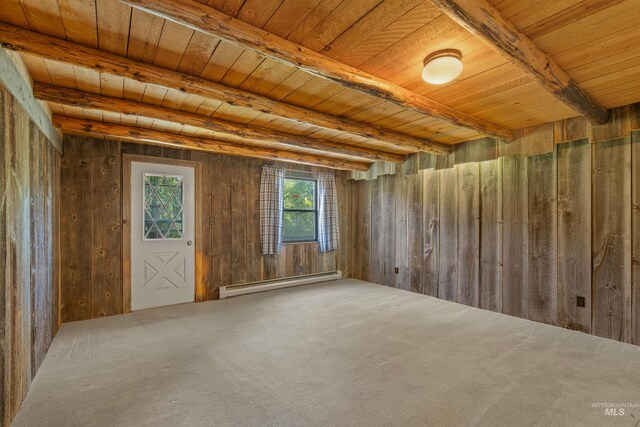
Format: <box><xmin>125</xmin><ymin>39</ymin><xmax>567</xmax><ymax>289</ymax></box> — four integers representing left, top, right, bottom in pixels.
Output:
<box><xmin>131</xmin><ymin>161</ymin><xmax>195</xmax><ymax>310</ymax></box>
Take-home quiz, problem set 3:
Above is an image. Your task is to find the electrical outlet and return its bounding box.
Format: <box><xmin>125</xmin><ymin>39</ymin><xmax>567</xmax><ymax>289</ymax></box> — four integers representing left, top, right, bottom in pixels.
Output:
<box><xmin>576</xmin><ymin>296</ymin><xmax>586</xmax><ymax>308</ymax></box>
<box><xmin>394</xmin><ymin>267</ymin><xmax>399</xmax><ymax>274</ymax></box>
<box><xmin>209</xmin><ymin>217</ymin><xmax>215</xmax><ymax>225</ymax></box>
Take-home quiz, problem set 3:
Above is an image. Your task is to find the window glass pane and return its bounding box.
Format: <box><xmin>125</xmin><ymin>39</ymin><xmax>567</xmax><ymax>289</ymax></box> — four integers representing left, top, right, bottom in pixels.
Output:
<box><xmin>284</xmin><ymin>178</ymin><xmax>315</xmax><ymax>210</ymax></box>
<box><xmin>283</xmin><ymin>211</ymin><xmax>316</xmax><ymax>242</ymax></box>
<box><xmin>144</xmin><ymin>173</ymin><xmax>184</xmax><ymax>240</ymax></box>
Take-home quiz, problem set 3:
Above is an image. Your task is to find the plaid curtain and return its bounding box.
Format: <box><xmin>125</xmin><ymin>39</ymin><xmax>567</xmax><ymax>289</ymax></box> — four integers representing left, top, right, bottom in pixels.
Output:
<box><xmin>260</xmin><ymin>166</ymin><xmax>285</xmax><ymax>254</ymax></box>
<box><xmin>318</xmin><ymin>172</ymin><xmax>339</xmax><ymax>252</ymax></box>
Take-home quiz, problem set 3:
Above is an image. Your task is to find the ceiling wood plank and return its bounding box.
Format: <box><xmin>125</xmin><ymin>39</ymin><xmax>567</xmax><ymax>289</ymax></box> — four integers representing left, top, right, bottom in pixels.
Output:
<box><xmin>118</xmin><ymin>0</ymin><xmax>515</xmax><ymax>141</ymax></box>
<box><xmin>432</xmin><ymin>0</ymin><xmax>609</xmax><ymax>126</ymax></box>
<box><xmin>52</xmin><ymin>114</ymin><xmax>371</xmax><ymax>171</ymax></box>
<box><xmin>0</xmin><ymin>22</ymin><xmax>449</xmax><ymax>154</ymax></box>
<box><xmin>34</xmin><ymin>82</ymin><xmax>405</xmax><ymax>163</ymax></box>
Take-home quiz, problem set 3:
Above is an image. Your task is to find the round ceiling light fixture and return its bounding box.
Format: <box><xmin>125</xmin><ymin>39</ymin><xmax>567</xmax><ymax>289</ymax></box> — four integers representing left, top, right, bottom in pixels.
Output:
<box><xmin>421</xmin><ymin>49</ymin><xmax>463</xmax><ymax>84</ymax></box>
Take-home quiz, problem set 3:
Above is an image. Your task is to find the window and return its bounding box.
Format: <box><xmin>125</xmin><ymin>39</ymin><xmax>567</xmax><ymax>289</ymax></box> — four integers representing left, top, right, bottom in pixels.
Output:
<box><xmin>283</xmin><ymin>177</ymin><xmax>317</xmax><ymax>242</ymax></box>
<box><xmin>143</xmin><ymin>173</ymin><xmax>184</xmax><ymax>240</ymax></box>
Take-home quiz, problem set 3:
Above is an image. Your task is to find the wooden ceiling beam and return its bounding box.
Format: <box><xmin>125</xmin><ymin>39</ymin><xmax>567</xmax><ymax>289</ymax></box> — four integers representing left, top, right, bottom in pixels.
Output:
<box><xmin>432</xmin><ymin>0</ymin><xmax>609</xmax><ymax>125</ymax></box>
<box><xmin>34</xmin><ymin>82</ymin><xmax>404</xmax><ymax>163</ymax></box>
<box><xmin>0</xmin><ymin>23</ymin><xmax>450</xmax><ymax>155</ymax></box>
<box><xmin>120</xmin><ymin>0</ymin><xmax>516</xmax><ymax>142</ymax></box>
<box><xmin>52</xmin><ymin>115</ymin><xmax>371</xmax><ymax>171</ymax></box>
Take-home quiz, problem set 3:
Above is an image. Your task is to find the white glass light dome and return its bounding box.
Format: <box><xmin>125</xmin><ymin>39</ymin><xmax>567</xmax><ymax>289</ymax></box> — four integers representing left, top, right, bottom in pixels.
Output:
<box><xmin>422</xmin><ymin>49</ymin><xmax>463</xmax><ymax>85</ymax></box>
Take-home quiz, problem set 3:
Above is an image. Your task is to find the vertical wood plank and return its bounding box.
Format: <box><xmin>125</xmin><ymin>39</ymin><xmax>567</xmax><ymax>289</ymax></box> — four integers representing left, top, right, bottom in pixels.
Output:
<box><xmin>553</xmin><ymin>115</ymin><xmax>587</xmax><ymax>144</ymax></box>
<box><xmin>191</xmin><ymin>151</ymin><xmax>213</xmax><ymax>301</ymax></box>
<box><xmin>457</xmin><ymin>163</ymin><xmax>480</xmax><ymax>307</ymax></box>
<box><xmin>454</xmin><ymin>138</ymin><xmax>497</xmax><ymax>164</ymax></box>
<box><xmin>527</xmin><ymin>151</ymin><xmax>558</xmax><ymax>325</ymax></box>
<box><xmin>121</xmin><ymin>154</ymin><xmax>132</xmax><ymax>313</ymax></box>
<box><xmin>592</xmin><ymin>138</ymin><xmax>632</xmax><ymax>342</ymax></box>
<box><xmin>557</xmin><ymin>139</ymin><xmax>591</xmax><ymax>333</ymax></box>
<box><xmin>44</xmin><ymin>142</ymin><xmax>55</xmax><ymax>353</ymax></box>
<box><xmin>292</xmin><ymin>244</ymin><xmax>303</xmax><ymax>276</ymax></box>
<box><xmin>523</xmin><ymin>122</ymin><xmax>554</xmax><ymax>156</ymax></box>
<box><xmin>418</xmin><ymin>152</ymin><xmax>436</xmax><ymax>170</ymax></box>
<box><xmin>395</xmin><ymin>174</ymin><xmax>409</xmax><ymax>290</ymax></box>
<box><xmin>53</xmin><ymin>150</ymin><xmax>61</xmax><ymax>332</ymax></box>
<box><xmin>383</xmin><ymin>176</ymin><xmax>396</xmax><ymax>287</ymax></box>
<box><xmin>91</xmin><ymin>138</ymin><xmax>122</xmax><ymax>317</ymax></box>
<box><xmin>29</xmin><ymin>121</ymin><xmax>41</xmax><ymax>377</ymax></box>
<box><xmin>230</xmin><ymin>157</ymin><xmax>248</xmax><ymax>283</ymax></box>
<box><xmin>480</xmin><ymin>159</ymin><xmax>503</xmax><ymax>312</ymax></box>
<box><xmin>350</xmin><ymin>183</ymin><xmax>361</xmax><ymax>279</ymax></box>
<box><xmin>422</xmin><ymin>168</ymin><xmax>439</xmax><ymax>297</ymax></box>
<box><xmin>359</xmin><ymin>180</ymin><xmax>372</xmax><ymax>280</ymax></box>
<box><xmin>589</xmin><ymin>106</ymin><xmax>630</xmax><ymax>144</ymax></box>
<box><xmin>212</xmin><ymin>155</ymin><xmax>232</xmax><ymax>291</ymax></box>
<box><xmin>30</xmin><ymin>121</ymin><xmax>50</xmax><ymax>375</ymax></box>
<box><xmin>0</xmin><ymin>87</ymin><xmax>6</xmax><ymax>426</ymax></box>
<box><xmin>335</xmin><ymin>171</ymin><xmax>350</xmax><ymax>276</ymax></box>
<box><xmin>6</xmin><ymin>91</ymin><xmax>31</xmax><ymax>420</ymax></box>
<box><xmin>245</xmin><ymin>160</ymin><xmax>262</xmax><ymax>282</ymax></box>
<box><xmin>60</xmin><ymin>136</ymin><xmax>92</xmax><ymax>322</ymax></box>
<box><xmin>502</xmin><ymin>155</ymin><xmax>528</xmax><ymax>318</ymax></box>
<box><xmin>408</xmin><ymin>173</ymin><xmax>423</xmax><ymax>294</ymax></box>
<box><xmin>209</xmin><ymin>153</ymin><xmax>223</xmax><ymax>288</ymax></box>
<box><xmin>633</xmin><ymin>131</ymin><xmax>640</xmax><ymax>344</ymax></box>
<box><xmin>438</xmin><ymin>168</ymin><xmax>458</xmax><ymax>301</ymax></box>
<box><xmin>369</xmin><ymin>177</ymin><xmax>383</xmax><ymax>284</ymax></box>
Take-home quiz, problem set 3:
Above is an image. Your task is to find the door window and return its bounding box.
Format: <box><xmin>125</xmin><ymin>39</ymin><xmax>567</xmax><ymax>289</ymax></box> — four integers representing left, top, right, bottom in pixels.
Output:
<box><xmin>143</xmin><ymin>174</ymin><xmax>184</xmax><ymax>240</ymax></box>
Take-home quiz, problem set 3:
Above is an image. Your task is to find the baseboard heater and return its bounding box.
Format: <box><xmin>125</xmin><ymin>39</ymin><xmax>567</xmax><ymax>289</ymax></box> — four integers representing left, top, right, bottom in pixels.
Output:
<box><xmin>219</xmin><ymin>270</ymin><xmax>342</xmax><ymax>299</ymax></box>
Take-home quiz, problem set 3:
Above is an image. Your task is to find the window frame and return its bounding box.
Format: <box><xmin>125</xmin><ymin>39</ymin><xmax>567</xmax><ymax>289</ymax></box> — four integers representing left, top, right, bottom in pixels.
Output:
<box><xmin>282</xmin><ymin>176</ymin><xmax>318</xmax><ymax>244</ymax></box>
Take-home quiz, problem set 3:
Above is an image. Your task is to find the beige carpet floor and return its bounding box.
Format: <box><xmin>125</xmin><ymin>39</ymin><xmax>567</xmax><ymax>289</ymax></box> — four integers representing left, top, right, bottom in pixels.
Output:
<box><xmin>12</xmin><ymin>279</ymin><xmax>640</xmax><ymax>426</ymax></box>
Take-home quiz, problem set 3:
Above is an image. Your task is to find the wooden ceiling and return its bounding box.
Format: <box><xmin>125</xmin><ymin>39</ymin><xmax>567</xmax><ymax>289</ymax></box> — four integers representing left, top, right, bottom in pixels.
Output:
<box><xmin>1</xmin><ymin>0</ymin><xmax>639</xmax><ymax>169</ymax></box>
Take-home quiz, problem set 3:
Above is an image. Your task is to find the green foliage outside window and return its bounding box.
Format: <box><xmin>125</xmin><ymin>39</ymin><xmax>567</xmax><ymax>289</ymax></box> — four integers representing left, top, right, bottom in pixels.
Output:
<box><xmin>283</xmin><ymin>177</ymin><xmax>317</xmax><ymax>242</ymax></box>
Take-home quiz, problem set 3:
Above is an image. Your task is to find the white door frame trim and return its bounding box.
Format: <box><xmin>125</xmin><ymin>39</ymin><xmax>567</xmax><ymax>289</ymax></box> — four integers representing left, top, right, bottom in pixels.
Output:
<box><xmin>122</xmin><ymin>154</ymin><xmax>203</xmax><ymax>313</ymax></box>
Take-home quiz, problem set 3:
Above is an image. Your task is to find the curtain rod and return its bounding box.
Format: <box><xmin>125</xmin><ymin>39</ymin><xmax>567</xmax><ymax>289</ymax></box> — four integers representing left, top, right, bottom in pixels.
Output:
<box><xmin>264</xmin><ymin>165</ymin><xmax>334</xmax><ymax>175</ymax></box>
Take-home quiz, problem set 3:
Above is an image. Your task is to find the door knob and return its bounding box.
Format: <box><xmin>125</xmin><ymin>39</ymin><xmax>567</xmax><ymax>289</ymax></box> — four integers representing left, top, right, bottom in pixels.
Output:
<box><xmin>187</xmin><ymin>240</ymin><xmax>193</xmax><ymax>246</ymax></box>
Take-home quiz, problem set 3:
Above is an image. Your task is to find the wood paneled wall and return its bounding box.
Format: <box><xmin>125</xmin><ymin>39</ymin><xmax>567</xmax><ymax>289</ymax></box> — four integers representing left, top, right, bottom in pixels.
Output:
<box><xmin>0</xmin><ymin>85</ymin><xmax>60</xmax><ymax>425</ymax></box>
<box><xmin>348</xmin><ymin>105</ymin><xmax>640</xmax><ymax>346</ymax></box>
<box><xmin>60</xmin><ymin>136</ymin><xmax>351</xmax><ymax>323</ymax></box>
